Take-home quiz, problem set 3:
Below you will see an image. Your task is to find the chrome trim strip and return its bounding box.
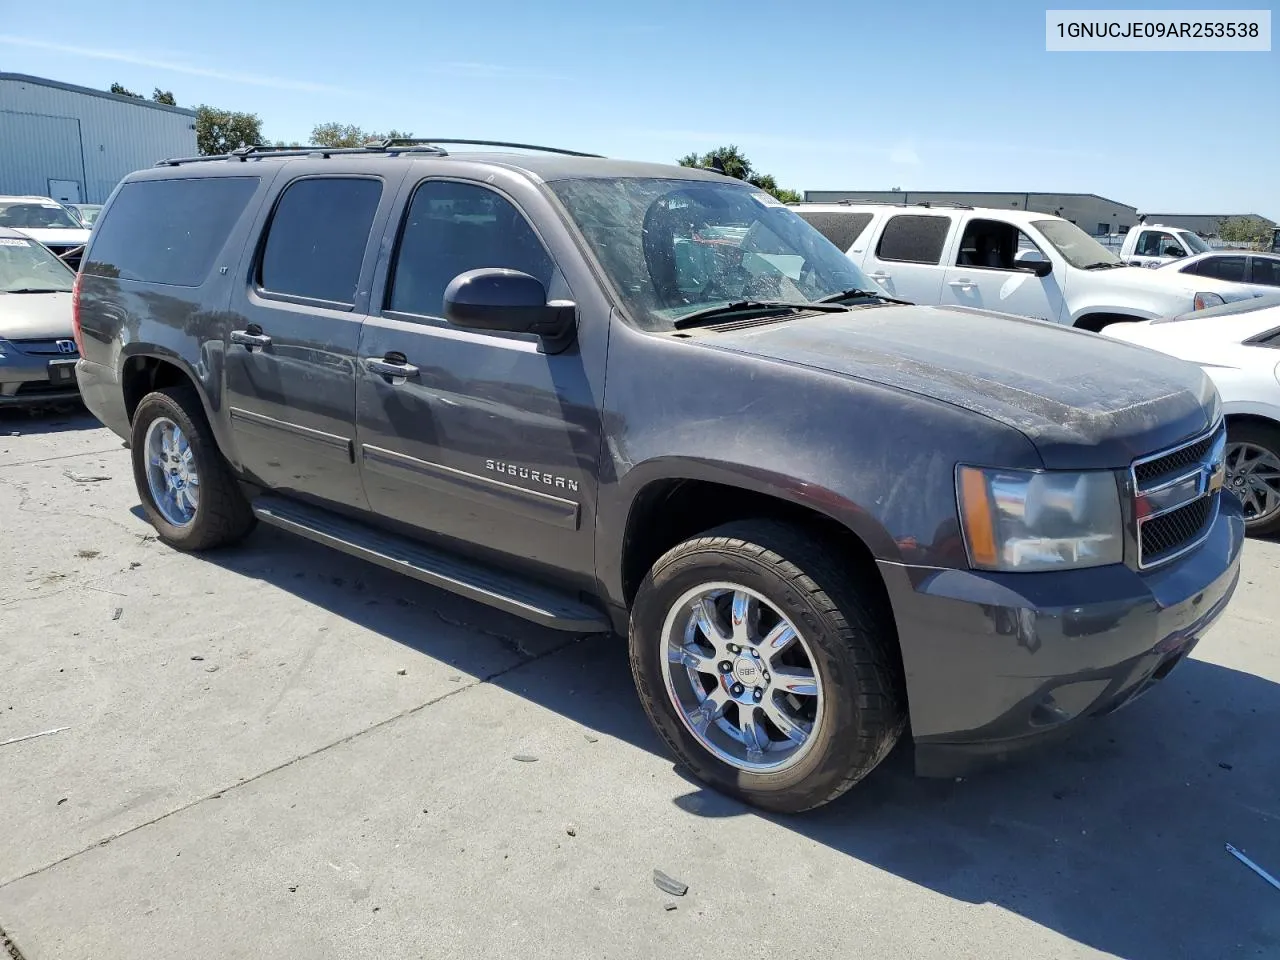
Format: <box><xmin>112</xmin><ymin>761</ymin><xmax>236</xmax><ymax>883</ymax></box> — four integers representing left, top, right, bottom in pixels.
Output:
<box><xmin>1130</xmin><ymin>419</ymin><xmax>1223</xmax><ymax>489</ymax></box>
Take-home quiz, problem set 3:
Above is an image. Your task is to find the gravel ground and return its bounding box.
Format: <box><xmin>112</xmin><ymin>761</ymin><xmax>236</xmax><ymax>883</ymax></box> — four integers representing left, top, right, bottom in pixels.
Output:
<box><xmin>1</xmin><ymin>408</ymin><xmax>1278</xmax><ymax>960</ymax></box>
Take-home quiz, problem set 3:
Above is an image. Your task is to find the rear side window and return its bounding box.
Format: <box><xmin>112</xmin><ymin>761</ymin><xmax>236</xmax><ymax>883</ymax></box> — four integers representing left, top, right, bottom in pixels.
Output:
<box><xmin>792</xmin><ymin>211</ymin><xmax>873</xmax><ymax>252</ymax></box>
<box><xmin>875</xmin><ymin>214</ymin><xmax>950</xmax><ymax>264</ymax></box>
<box><xmin>85</xmin><ymin>177</ymin><xmax>259</xmax><ymax>286</ymax></box>
<box><xmin>1251</xmin><ymin>257</ymin><xmax>1280</xmax><ymax>287</ymax></box>
<box><xmin>259</xmin><ymin>177</ymin><xmax>383</xmax><ymax>305</ymax></box>
<box><xmin>388</xmin><ymin>180</ymin><xmax>553</xmax><ymax>318</ymax></box>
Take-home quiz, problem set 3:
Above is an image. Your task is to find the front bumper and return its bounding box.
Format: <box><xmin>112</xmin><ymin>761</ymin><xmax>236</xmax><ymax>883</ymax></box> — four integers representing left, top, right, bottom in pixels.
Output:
<box><xmin>879</xmin><ymin>496</ymin><xmax>1244</xmax><ymax>778</ymax></box>
<box><xmin>0</xmin><ymin>350</ymin><xmax>82</xmax><ymax>406</ymax></box>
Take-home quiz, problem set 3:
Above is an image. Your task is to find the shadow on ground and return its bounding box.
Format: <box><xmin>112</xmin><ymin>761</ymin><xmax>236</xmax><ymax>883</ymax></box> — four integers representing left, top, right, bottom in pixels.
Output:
<box><xmin>197</xmin><ymin>523</ymin><xmax>1279</xmax><ymax>960</ymax></box>
<box><xmin>0</xmin><ymin>403</ymin><xmax>97</xmax><ymax>436</ymax></box>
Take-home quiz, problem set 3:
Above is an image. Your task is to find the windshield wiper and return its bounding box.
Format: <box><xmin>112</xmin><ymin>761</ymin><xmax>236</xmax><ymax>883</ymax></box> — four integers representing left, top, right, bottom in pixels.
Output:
<box><xmin>817</xmin><ymin>287</ymin><xmax>914</xmax><ymax>306</ymax></box>
<box><xmin>1082</xmin><ymin>261</ymin><xmax>1125</xmax><ymax>270</ymax></box>
<box><xmin>3</xmin><ymin>287</ymin><xmax>68</xmax><ymax>294</ymax></box>
<box><xmin>671</xmin><ymin>300</ymin><xmax>846</xmax><ymax>330</ymax></box>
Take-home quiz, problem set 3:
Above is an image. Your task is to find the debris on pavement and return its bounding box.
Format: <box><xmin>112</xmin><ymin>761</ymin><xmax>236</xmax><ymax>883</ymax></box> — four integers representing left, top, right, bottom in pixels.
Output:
<box><xmin>77</xmin><ymin>549</ymin><xmax>100</xmax><ymax>559</ymax></box>
<box><xmin>512</xmin><ymin>754</ymin><xmax>539</xmax><ymax>763</ymax></box>
<box><xmin>288</xmin><ymin>885</ymin><xmax>298</xmax><ymax>893</ymax></box>
<box><xmin>112</xmin><ymin>607</ymin><xmax>123</xmax><ymax>621</ymax></box>
<box><xmin>64</xmin><ymin>471</ymin><xmax>112</xmax><ymax>483</ymax></box>
<box><xmin>205</xmin><ymin>666</ymin><xmax>220</xmax><ymax>673</ymax></box>
<box><xmin>653</xmin><ymin>870</ymin><xmax>688</xmax><ymax>897</ymax></box>
<box><xmin>191</xmin><ymin>656</ymin><xmax>204</xmax><ymax>661</ymax></box>
<box><xmin>584</xmin><ymin>734</ymin><xmax>599</xmax><ymax>743</ymax></box>
<box><xmin>56</xmin><ymin>797</ymin><xmax>67</xmax><ymax>805</ymax></box>
<box><xmin>1226</xmin><ymin>843</ymin><xmax>1280</xmax><ymax>892</ymax></box>
<box><xmin>566</xmin><ymin>824</ymin><xmax>577</xmax><ymax>837</ymax></box>
<box><xmin>664</xmin><ymin>903</ymin><xmax>678</xmax><ymax>912</ymax></box>
<box><xmin>396</xmin><ymin>669</ymin><xmax>407</xmax><ymax>676</ymax></box>
<box><xmin>1</xmin><ymin>726</ymin><xmax>70</xmax><ymax>747</ymax></box>
<box><xmin>129</xmin><ymin>561</ymin><xmax>141</xmax><ymax>569</ymax></box>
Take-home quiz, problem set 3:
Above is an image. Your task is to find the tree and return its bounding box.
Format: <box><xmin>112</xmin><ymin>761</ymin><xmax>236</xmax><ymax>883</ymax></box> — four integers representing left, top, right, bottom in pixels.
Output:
<box><xmin>1219</xmin><ymin>216</ymin><xmax>1271</xmax><ymax>248</ymax></box>
<box><xmin>195</xmin><ymin>105</ymin><xmax>264</xmax><ymax>155</ymax></box>
<box><xmin>110</xmin><ymin>82</ymin><xmax>143</xmax><ymax>99</ymax></box>
<box><xmin>152</xmin><ymin>88</ymin><xmax>177</xmax><ymax>106</ymax></box>
<box><xmin>311</xmin><ymin>122</ymin><xmax>415</xmax><ymax>147</ymax></box>
<box><xmin>677</xmin><ymin>145</ymin><xmax>801</xmax><ymax>203</ymax></box>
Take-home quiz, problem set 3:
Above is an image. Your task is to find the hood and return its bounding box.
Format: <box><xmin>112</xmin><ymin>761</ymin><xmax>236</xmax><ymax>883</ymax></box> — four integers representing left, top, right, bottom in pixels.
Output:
<box><xmin>1097</xmin><ymin>264</ymin><xmax>1257</xmax><ymax>303</ymax></box>
<box><xmin>12</xmin><ymin>227</ymin><xmax>91</xmax><ymax>248</ymax></box>
<box><xmin>0</xmin><ymin>291</ymin><xmax>75</xmax><ymax>340</ymax></box>
<box><xmin>704</xmin><ymin>304</ymin><xmax>1218</xmax><ymax>469</ymax></box>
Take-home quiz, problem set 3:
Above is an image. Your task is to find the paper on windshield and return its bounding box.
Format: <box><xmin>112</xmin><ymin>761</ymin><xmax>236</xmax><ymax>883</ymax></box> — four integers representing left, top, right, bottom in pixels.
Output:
<box><xmin>0</xmin><ymin>238</ymin><xmax>31</xmax><ymax>247</ymax></box>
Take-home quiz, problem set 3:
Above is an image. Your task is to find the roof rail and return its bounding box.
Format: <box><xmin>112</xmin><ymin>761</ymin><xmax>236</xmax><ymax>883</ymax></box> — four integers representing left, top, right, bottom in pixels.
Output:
<box><xmin>155</xmin><ymin>138</ymin><xmax>602</xmax><ymax>167</ymax></box>
<box><xmin>833</xmin><ymin>197</ymin><xmax>973</xmax><ymax>210</ymax></box>
<box><xmin>387</xmin><ymin>138</ymin><xmax>604</xmax><ymax>157</ymax></box>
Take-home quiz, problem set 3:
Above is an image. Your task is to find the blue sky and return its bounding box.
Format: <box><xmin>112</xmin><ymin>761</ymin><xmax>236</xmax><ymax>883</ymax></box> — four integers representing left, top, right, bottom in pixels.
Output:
<box><xmin>2</xmin><ymin>0</ymin><xmax>1276</xmax><ymax>216</ymax></box>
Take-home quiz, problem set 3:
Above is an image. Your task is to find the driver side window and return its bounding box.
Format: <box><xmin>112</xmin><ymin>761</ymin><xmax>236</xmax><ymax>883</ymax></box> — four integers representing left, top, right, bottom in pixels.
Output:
<box><xmin>954</xmin><ymin>219</ymin><xmax>1045</xmax><ymax>271</ymax></box>
<box><xmin>387</xmin><ymin>181</ymin><xmax>555</xmax><ymax>319</ymax></box>
<box><xmin>1136</xmin><ymin>231</ymin><xmax>1179</xmax><ymax>257</ymax></box>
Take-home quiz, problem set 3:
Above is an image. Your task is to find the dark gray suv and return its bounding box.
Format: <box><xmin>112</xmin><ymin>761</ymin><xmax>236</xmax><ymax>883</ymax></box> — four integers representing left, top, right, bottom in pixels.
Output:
<box><xmin>74</xmin><ymin>141</ymin><xmax>1243</xmax><ymax>812</ymax></box>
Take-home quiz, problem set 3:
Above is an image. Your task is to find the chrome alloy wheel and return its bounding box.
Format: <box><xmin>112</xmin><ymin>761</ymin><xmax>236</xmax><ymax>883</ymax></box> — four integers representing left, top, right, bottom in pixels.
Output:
<box><xmin>659</xmin><ymin>583</ymin><xmax>823</xmax><ymax>773</ymax></box>
<box><xmin>1225</xmin><ymin>441</ymin><xmax>1280</xmax><ymax>525</ymax></box>
<box><xmin>144</xmin><ymin>416</ymin><xmax>200</xmax><ymax>526</ymax></box>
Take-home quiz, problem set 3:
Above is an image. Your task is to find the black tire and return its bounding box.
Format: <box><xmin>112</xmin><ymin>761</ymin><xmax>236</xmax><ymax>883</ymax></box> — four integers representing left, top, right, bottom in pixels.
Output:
<box><xmin>629</xmin><ymin>520</ymin><xmax>906</xmax><ymax>813</ymax></box>
<box><xmin>1227</xmin><ymin>420</ymin><xmax>1280</xmax><ymax>537</ymax></box>
<box><xmin>130</xmin><ymin>385</ymin><xmax>256</xmax><ymax>550</ymax></box>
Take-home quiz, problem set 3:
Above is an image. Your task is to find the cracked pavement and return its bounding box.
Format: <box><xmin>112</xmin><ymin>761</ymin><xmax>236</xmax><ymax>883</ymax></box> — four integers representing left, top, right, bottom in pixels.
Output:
<box><xmin>1</xmin><ymin>410</ymin><xmax>1278</xmax><ymax>959</ymax></box>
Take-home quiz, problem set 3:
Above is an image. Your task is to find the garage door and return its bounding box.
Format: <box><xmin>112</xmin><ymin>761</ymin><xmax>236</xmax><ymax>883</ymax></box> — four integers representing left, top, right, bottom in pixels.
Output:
<box><xmin>0</xmin><ymin>111</ymin><xmax>84</xmax><ymax>200</ymax></box>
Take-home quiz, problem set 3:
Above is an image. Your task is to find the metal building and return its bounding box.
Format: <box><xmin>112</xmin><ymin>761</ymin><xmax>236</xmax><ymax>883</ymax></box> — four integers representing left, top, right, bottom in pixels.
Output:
<box><xmin>0</xmin><ymin>73</ymin><xmax>197</xmax><ymax>204</ymax></box>
<box><xmin>802</xmin><ymin>189</ymin><xmax>1139</xmax><ymax>236</ymax></box>
<box><xmin>1138</xmin><ymin>213</ymin><xmax>1275</xmax><ymax>238</ymax></box>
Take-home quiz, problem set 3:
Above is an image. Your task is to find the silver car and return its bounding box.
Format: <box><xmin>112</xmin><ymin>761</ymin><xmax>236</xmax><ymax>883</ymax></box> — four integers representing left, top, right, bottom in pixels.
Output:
<box><xmin>0</xmin><ymin>226</ymin><xmax>80</xmax><ymax>406</ymax></box>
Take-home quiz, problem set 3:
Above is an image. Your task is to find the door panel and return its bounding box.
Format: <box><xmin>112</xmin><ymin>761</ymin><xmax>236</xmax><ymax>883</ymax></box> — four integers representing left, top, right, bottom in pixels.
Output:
<box><xmin>860</xmin><ymin>213</ymin><xmax>950</xmax><ymax>304</ymax></box>
<box><xmin>354</xmin><ymin>178</ymin><xmax>599</xmax><ymax>582</ymax></box>
<box><xmin>223</xmin><ymin>173</ymin><xmax>394</xmax><ymax>509</ymax></box>
<box><xmin>939</xmin><ymin>217</ymin><xmax>1064</xmax><ymax>322</ymax></box>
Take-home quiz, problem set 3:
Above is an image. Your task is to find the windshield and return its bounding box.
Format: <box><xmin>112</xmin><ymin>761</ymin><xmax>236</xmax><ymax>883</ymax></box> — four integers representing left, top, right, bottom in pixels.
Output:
<box><xmin>1178</xmin><ymin>231</ymin><xmax>1211</xmax><ymax>254</ymax></box>
<box><xmin>75</xmin><ymin>205</ymin><xmax>102</xmax><ymax>225</ymax></box>
<box><xmin>548</xmin><ymin>177</ymin><xmax>877</xmax><ymax>330</ymax></box>
<box><xmin>1031</xmin><ymin>219</ymin><xmax>1122</xmax><ymax>269</ymax></box>
<box><xmin>0</xmin><ymin>201</ymin><xmax>83</xmax><ymax>230</ymax></box>
<box><xmin>0</xmin><ymin>236</ymin><xmax>76</xmax><ymax>292</ymax></box>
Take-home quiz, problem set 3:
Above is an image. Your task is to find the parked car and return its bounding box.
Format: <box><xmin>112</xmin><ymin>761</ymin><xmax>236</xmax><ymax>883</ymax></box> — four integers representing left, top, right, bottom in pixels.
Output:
<box><xmin>1117</xmin><ymin>222</ymin><xmax>1215</xmax><ymax>268</ymax></box>
<box><xmin>792</xmin><ymin>201</ymin><xmax>1258</xmax><ymax>331</ymax></box>
<box><xmin>1156</xmin><ymin>250</ymin><xmax>1280</xmax><ymax>290</ymax></box>
<box><xmin>68</xmin><ymin>203</ymin><xmax>104</xmax><ymax>227</ymax></box>
<box><xmin>75</xmin><ymin>143</ymin><xmax>1242</xmax><ymax>812</ymax></box>
<box><xmin>1103</xmin><ymin>294</ymin><xmax>1280</xmax><ymax>535</ymax></box>
<box><xmin>0</xmin><ymin>227</ymin><xmax>81</xmax><ymax>406</ymax></box>
<box><xmin>0</xmin><ymin>196</ymin><xmax>92</xmax><ymax>270</ymax></box>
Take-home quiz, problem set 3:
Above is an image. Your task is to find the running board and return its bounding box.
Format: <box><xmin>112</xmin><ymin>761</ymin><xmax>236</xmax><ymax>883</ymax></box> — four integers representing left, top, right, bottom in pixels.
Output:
<box><xmin>251</xmin><ymin>496</ymin><xmax>610</xmax><ymax>633</ymax></box>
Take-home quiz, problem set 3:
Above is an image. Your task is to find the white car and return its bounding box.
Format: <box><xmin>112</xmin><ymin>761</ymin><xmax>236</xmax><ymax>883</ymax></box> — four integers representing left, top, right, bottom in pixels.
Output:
<box><xmin>1117</xmin><ymin>222</ymin><xmax>1215</xmax><ymax>268</ymax></box>
<box><xmin>0</xmin><ymin>196</ymin><xmax>92</xmax><ymax>268</ymax></box>
<box><xmin>791</xmin><ymin>202</ymin><xmax>1258</xmax><ymax>332</ymax></box>
<box><xmin>1103</xmin><ymin>295</ymin><xmax>1280</xmax><ymax>535</ymax></box>
<box><xmin>1156</xmin><ymin>250</ymin><xmax>1280</xmax><ymax>291</ymax></box>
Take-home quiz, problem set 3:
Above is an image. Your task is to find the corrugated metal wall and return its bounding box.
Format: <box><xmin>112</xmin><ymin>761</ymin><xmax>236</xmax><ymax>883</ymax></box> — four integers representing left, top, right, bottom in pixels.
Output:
<box><xmin>0</xmin><ymin>75</ymin><xmax>198</xmax><ymax>203</ymax></box>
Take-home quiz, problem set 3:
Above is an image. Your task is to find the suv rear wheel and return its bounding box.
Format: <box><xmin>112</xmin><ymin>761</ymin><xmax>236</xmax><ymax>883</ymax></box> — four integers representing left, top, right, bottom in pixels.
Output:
<box><xmin>629</xmin><ymin>520</ymin><xmax>906</xmax><ymax>813</ymax></box>
<box><xmin>130</xmin><ymin>385</ymin><xmax>256</xmax><ymax>550</ymax></box>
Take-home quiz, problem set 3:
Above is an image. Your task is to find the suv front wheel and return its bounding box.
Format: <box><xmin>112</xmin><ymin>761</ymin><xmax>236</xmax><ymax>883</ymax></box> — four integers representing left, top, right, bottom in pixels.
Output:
<box><xmin>629</xmin><ymin>520</ymin><xmax>906</xmax><ymax>813</ymax></box>
<box><xmin>130</xmin><ymin>385</ymin><xmax>256</xmax><ymax>550</ymax></box>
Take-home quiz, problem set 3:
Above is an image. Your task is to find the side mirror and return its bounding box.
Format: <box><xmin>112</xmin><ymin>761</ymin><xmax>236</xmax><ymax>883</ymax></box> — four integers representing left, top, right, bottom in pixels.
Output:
<box><xmin>1163</xmin><ymin>245</ymin><xmax>1185</xmax><ymax>258</ymax></box>
<box><xmin>443</xmin><ymin>268</ymin><xmax>576</xmax><ymax>349</ymax></box>
<box><xmin>1018</xmin><ymin>258</ymin><xmax>1053</xmax><ymax>277</ymax></box>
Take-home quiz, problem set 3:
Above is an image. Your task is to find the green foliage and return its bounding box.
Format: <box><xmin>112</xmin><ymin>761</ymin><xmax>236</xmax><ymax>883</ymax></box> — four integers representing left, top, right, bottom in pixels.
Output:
<box><xmin>677</xmin><ymin>145</ymin><xmax>800</xmax><ymax>203</ymax></box>
<box><xmin>109</xmin><ymin>82</ymin><xmax>143</xmax><ymax>99</ymax></box>
<box><xmin>152</xmin><ymin>89</ymin><xmax>177</xmax><ymax>106</ymax></box>
<box><xmin>1218</xmin><ymin>216</ymin><xmax>1272</xmax><ymax>248</ymax></box>
<box><xmin>311</xmin><ymin>123</ymin><xmax>415</xmax><ymax>147</ymax></box>
<box><xmin>195</xmin><ymin>105</ymin><xmax>264</xmax><ymax>156</ymax></box>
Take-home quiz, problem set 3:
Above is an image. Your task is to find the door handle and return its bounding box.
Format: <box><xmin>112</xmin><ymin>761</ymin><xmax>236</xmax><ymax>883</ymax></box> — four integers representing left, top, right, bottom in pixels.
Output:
<box><xmin>948</xmin><ymin>279</ymin><xmax>975</xmax><ymax>289</ymax></box>
<box><xmin>367</xmin><ymin>357</ymin><xmax>420</xmax><ymax>379</ymax></box>
<box><xmin>230</xmin><ymin>329</ymin><xmax>272</xmax><ymax>349</ymax></box>
<box><xmin>868</xmin><ymin>271</ymin><xmax>892</xmax><ymax>281</ymax></box>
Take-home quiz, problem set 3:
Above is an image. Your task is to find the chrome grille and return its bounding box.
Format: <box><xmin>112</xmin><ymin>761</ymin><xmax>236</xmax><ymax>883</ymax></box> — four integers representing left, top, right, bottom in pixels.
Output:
<box><xmin>1132</xmin><ymin>422</ymin><xmax>1225</xmax><ymax>569</ymax></box>
<box><xmin>10</xmin><ymin>339</ymin><xmax>77</xmax><ymax>357</ymax></box>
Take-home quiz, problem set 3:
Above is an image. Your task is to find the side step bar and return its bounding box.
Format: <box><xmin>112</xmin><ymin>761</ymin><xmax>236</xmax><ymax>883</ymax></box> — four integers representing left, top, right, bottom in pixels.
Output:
<box><xmin>251</xmin><ymin>496</ymin><xmax>610</xmax><ymax>633</ymax></box>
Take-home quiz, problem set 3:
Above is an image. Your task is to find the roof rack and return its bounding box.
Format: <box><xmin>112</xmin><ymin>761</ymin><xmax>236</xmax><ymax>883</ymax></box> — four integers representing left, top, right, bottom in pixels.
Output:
<box><xmin>834</xmin><ymin>198</ymin><xmax>973</xmax><ymax>210</ymax></box>
<box><xmin>156</xmin><ymin>138</ymin><xmax>602</xmax><ymax>168</ymax></box>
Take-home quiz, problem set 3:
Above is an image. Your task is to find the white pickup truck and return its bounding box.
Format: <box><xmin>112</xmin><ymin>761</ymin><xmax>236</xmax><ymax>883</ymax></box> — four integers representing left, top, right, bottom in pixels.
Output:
<box><xmin>793</xmin><ymin>202</ymin><xmax>1257</xmax><ymax>332</ymax></box>
<box><xmin>1117</xmin><ymin>222</ymin><xmax>1217</xmax><ymax>268</ymax></box>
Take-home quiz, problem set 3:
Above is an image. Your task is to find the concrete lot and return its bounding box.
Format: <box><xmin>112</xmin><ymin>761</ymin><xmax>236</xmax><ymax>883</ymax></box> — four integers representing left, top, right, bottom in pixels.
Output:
<box><xmin>1</xmin><ymin>407</ymin><xmax>1277</xmax><ymax>960</ymax></box>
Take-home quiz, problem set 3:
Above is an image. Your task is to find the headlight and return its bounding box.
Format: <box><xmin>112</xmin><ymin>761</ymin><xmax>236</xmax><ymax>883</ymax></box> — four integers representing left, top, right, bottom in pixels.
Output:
<box><xmin>957</xmin><ymin>466</ymin><xmax>1123</xmax><ymax>571</ymax></box>
<box><xmin>1194</xmin><ymin>292</ymin><xmax>1225</xmax><ymax>310</ymax></box>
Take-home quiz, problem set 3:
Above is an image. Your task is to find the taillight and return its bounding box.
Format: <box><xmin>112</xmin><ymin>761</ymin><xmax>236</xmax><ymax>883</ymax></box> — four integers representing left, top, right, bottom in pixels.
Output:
<box><xmin>72</xmin><ymin>272</ymin><xmax>84</xmax><ymax>355</ymax></box>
